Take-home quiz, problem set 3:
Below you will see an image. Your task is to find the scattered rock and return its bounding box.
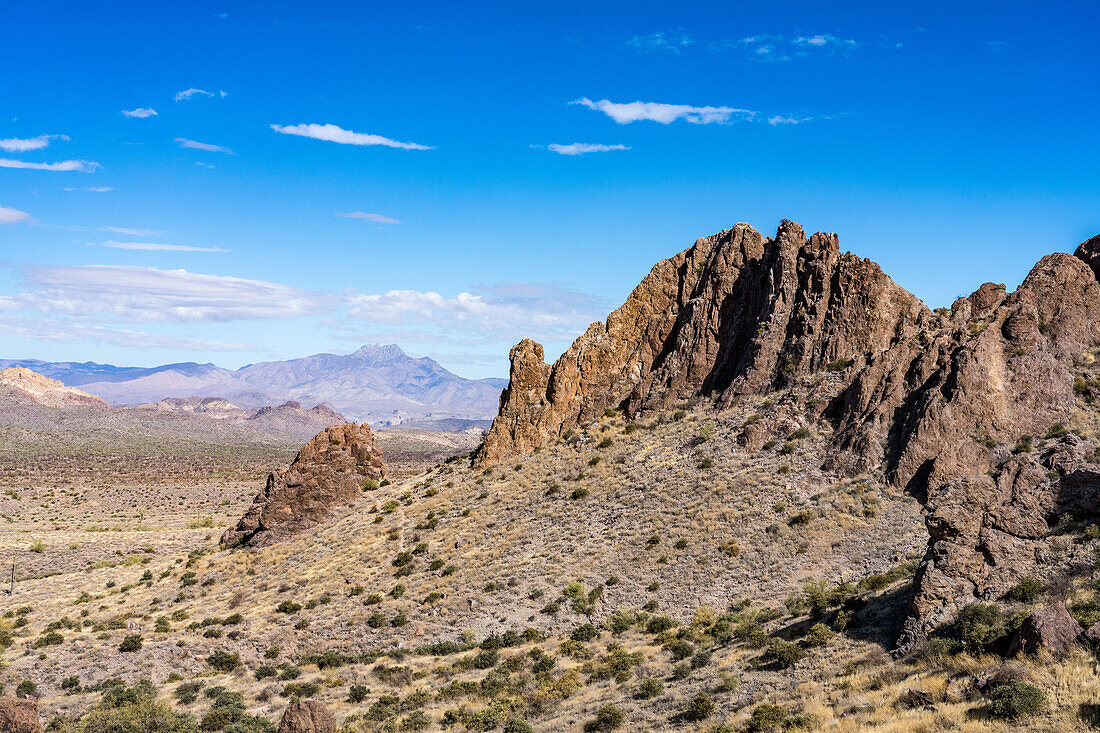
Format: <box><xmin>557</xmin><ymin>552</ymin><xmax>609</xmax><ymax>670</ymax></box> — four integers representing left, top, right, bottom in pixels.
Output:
<box><xmin>277</xmin><ymin>700</ymin><xmax>337</xmax><ymax>733</ymax></box>
<box><xmin>0</xmin><ymin>697</ymin><xmax>42</xmax><ymax>733</ymax></box>
<box><xmin>896</xmin><ymin>689</ymin><xmax>934</xmax><ymax>709</ymax></box>
<box><xmin>975</xmin><ymin>662</ymin><xmax>1031</xmax><ymax>693</ymax></box>
<box><xmin>1007</xmin><ymin>602</ymin><xmax>1083</xmax><ymax>657</ymax></box>
<box><xmin>221</xmin><ymin>423</ymin><xmax>385</xmax><ymax>547</ymax></box>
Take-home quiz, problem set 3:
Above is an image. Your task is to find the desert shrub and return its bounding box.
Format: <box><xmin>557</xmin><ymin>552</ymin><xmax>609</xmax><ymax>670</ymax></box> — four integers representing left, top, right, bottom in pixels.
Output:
<box><xmin>664</xmin><ymin>639</ymin><xmax>694</xmax><ymax>661</ymax></box>
<box><xmin>1070</xmin><ymin>597</ymin><xmax>1100</xmax><ymax>628</ymax></box>
<box><xmin>472</xmin><ymin>649</ymin><xmax>499</xmax><ymax>669</ymax></box>
<box><xmin>788</xmin><ymin>510</ymin><xmax>815</xmax><ymax>526</ymax></box>
<box><xmin>1005</xmin><ymin>577</ymin><xmax>1043</xmax><ymax>603</ymax></box>
<box><xmin>681</xmin><ymin>693</ymin><xmax>715</xmax><ymax>722</ymax></box>
<box><xmin>119</xmin><ymin>634</ymin><xmax>143</xmax><ymax>653</ymax></box>
<box><xmin>571</xmin><ymin>488</ymin><xmax>590</xmax><ymax>500</ymax></box>
<box><xmin>275</xmin><ymin>601</ymin><xmax>301</xmax><ymax>614</ymax></box>
<box><xmin>586</xmin><ymin>704</ymin><xmax>624</xmax><ymax>731</ymax></box>
<box><xmin>597</xmin><ymin>437</ymin><xmax>613</xmax><ymax>449</ymax></box>
<box><xmin>954</xmin><ymin>603</ymin><xmax>1005</xmax><ymax>653</ymax></box>
<box><xmin>206</xmin><ymin>650</ymin><xmax>240</xmax><ymax>672</ymax></box>
<box><xmin>805</xmin><ymin>623</ymin><xmax>834</xmax><ymax>647</ymax></box>
<box><xmin>646</xmin><ymin>616</ymin><xmax>675</xmax><ymax>634</ymax></box>
<box><xmin>400</xmin><ymin>710</ymin><xmax>432</xmax><ymax>730</ymax></box>
<box><xmin>636</xmin><ymin>678</ymin><xmax>664</xmax><ymax>699</ymax></box>
<box><xmin>761</xmin><ymin>638</ymin><xmax>805</xmax><ymax>669</ymax></box>
<box><xmin>502</xmin><ymin>720</ymin><xmax>534</xmax><ymax>733</ymax></box>
<box><xmin>746</xmin><ymin>704</ymin><xmax>789</xmax><ymax>731</ymax></box>
<box><xmin>16</xmin><ymin>680</ymin><xmax>37</xmax><ymax>698</ymax></box>
<box><xmin>571</xmin><ymin>624</ymin><xmax>598</xmax><ymax>642</ymax></box>
<box><xmin>987</xmin><ymin>681</ymin><xmax>1046</xmax><ymax>719</ymax></box>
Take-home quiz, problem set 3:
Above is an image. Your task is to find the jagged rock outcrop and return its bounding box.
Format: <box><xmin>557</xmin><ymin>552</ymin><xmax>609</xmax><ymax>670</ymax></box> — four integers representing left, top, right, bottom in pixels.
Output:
<box><xmin>0</xmin><ymin>697</ymin><xmax>41</xmax><ymax>733</ymax></box>
<box><xmin>221</xmin><ymin>423</ymin><xmax>384</xmax><ymax>548</ymax></box>
<box><xmin>277</xmin><ymin>700</ymin><xmax>337</xmax><ymax>733</ymax></box>
<box><xmin>477</xmin><ymin>221</ymin><xmax>927</xmax><ymax>466</ymax></box>
<box><xmin>0</xmin><ymin>367</ymin><xmax>106</xmax><ymax>409</ymax></box>
<box><xmin>477</xmin><ymin>220</ymin><xmax>1100</xmax><ymax>640</ymax></box>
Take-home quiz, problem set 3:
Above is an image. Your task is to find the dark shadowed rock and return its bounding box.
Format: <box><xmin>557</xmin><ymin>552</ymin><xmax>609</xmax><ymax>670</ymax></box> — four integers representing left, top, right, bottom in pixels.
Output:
<box><xmin>1074</xmin><ymin>233</ymin><xmax>1100</xmax><ymax>280</ymax></box>
<box><xmin>0</xmin><ymin>697</ymin><xmax>41</xmax><ymax>733</ymax></box>
<box><xmin>277</xmin><ymin>700</ymin><xmax>337</xmax><ymax>733</ymax></box>
<box><xmin>975</xmin><ymin>662</ymin><xmax>1031</xmax><ymax>693</ymax></box>
<box><xmin>1007</xmin><ymin>602</ymin><xmax>1083</xmax><ymax>657</ymax></box>
<box><xmin>221</xmin><ymin>423</ymin><xmax>384</xmax><ymax>548</ymax></box>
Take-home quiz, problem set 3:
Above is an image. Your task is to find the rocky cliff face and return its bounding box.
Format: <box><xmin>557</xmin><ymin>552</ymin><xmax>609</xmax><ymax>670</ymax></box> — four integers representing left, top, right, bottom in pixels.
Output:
<box><xmin>221</xmin><ymin>423</ymin><xmax>385</xmax><ymax>548</ymax></box>
<box><xmin>0</xmin><ymin>367</ymin><xmax>107</xmax><ymax>409</ymax></box>
<box><xmin>477</xmin><ymin>220</ymin><xmax>1100</xmax><ymax>640</ymax></box>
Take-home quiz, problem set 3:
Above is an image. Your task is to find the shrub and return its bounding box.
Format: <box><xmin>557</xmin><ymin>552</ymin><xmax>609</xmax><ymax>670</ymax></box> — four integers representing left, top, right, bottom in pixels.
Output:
<box><xmin>570</xmin><ymin>488</ymin><xmax>590</xmax><ymax>500</ymax></box>
<box><xmin>586</xmin><ymin>704</ymin><xmax>624</xmax><ymax>731</ymax></box>
<box><xmin>61</xmin><ymin>680</ymin><xmax>198</xmax><ymax>733</ymax></box>
<box><xmin>636</xmin><ymin>678</ymin><xmax>664</xmax><ymax>699</ymax></box>
<box><xmin>805</xmin><ymin>623</ymin><xmax>834</xmax><ymax>647</ymax></box>
<box><xmin>987</xmin><ymin>681</ymin><xmax>1046</xmax><ymax>719</ymax></box>
<box><xmin>788</xmin><ymin>510</ymin><xmax>815</xmax><ymax>526</ymax></box>
<box><xmin>118</xmin><ymin>634</ymin><xmax>143</xmax><ymax>653</ymax></box>
<box><xmin>681</xmin><ymin>693</ymin><xmax>715</xmax><ymax>722</ymax></box>
<box><xmin>571</xmin><ymin>624</ymin><xmax>598</xmax><ymax>642</ymax></box>
<box><xmin>1005</xmin><ymin>577</ymin><xmax>1043</xmax><ymax>603</ymax></box>
<box><xmin>275</xmin><ymin>600</ymin><xmax>301</xmax><ymax>614</ymax></box>
<box><xmin>747</xmin><ymin>704</ymin><xmax>789</xmax><ymax>732</ymax></box>
<box><xmin>646</xmin><ymin>616</ymin><xmax>675</xmax><ymax>634</ymax></box>
<box><xmin>597</xmin><ymin>438</ymin><xmax>614</xmax><ymax>449</ymax></box>
<box><xmin>472</xmin><ymin>649</ymin><xmax>499</xmax><ymax>669</ymax></box>
<box><xmin>761</xmin><ymin>638</ymin><xmax>806</xmax><ymax>669</ymax></box>
<box><xmin>955</xmin><ymin>603</ymin><xmax>1005</xmax><ymax>653</ymax></box>
<box><xmin>206</xmin><ymin>650</ymin><xmax>240</xmax><ymax>672</ymax></box>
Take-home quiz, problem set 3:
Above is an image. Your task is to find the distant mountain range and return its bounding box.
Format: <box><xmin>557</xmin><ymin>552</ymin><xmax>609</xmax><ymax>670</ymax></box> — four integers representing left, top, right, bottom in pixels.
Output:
<box><xmin>0</xmin><ymin>345</ymin><xmax>506</xmax><ymax>425</ymax></box>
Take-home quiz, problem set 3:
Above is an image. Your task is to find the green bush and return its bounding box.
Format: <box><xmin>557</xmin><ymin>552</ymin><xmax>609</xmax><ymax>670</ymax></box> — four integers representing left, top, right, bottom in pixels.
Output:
<box><xmin>681</xmin><ymin>693</ymin><xmax>715</xmax><ymax>722</ymax></box>
<box><xmin>987</xmin><ymin>681</ymin><xmax>1046</xmax><ymax>719</ymax></box>
<box><xmin>119</xmin><ymin>634</ymin><xmax>143</xmax><ymax>653</ymax></box>
<box><xmin>746</xmin><ymin>704</ymin><xmax>789</xmax><ymax>732</ymax></box>
<box><xmin>275</xmin><ymin>600</ymin><xmax>301</xmax><ymax>614</ymax></box>
<box><xmin>804</xmin><ymin>623</ymin><xmax>834</xmax><ymax>647</ymax></box>
<box><xmin>1005</xmin><ymin>577</ymin><xmax>1043</xmax><ymax>603</ymax></box>
<box><xmin>206</xmin><ymin>650</ymin><xmax>240</xmax><ymax>672</ymax></box>
<box><xmin>53</xmin><ymin>680</ymin><xmax>199</xmax><ymax>733</ymax></box>
<box><xmin>586</xmin><ymin>704</ymin><xmax>624</xmax><ymax>731</ymax></box>
<box><xmin>955</xmin><ymin>603</ymin><xmax>1005</xmax><ymax>653</ymax></box>
<box><xmin>571</xmin><ymin>623</ymin><xmax>598</xmax><ymax>642</ymax></box>
<box><xmin>761</xmin><ymin>638</ymin><xmax>806</xmax><ymax>669</ymax></box>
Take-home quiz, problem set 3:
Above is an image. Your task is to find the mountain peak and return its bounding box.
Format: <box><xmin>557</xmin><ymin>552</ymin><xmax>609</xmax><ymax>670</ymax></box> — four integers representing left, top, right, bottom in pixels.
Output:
<box><xmin>351</xmin><ymin>344</ymin><xmax>408</xmax><ymax>361</ymax></box>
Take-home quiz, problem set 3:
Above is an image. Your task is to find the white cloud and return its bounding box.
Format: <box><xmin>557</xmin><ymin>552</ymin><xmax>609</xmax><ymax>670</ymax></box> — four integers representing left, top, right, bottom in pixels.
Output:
<box><xmin>93</xmin><ymin>241</ymin><xmax>228</xmax><ymax>253</ymax></box>
<box><xmin>730</xmin><ymin>33</ymin><xmax>860</xmax><ymax>60</ymax></box>
<box><xmin>62</xmin><ymin>186</ymin><xmax>113</xmax><ymax>192</ymax></box>
<box><xmin>0</xmin><ymin>315</ymin><xmax>253</xmax><ymax>351</ymax></box>
<box><xmin>0</xmin><ymin>206</ymin><xmax>31</xmax><ymax>225</ymax></box>
<box><xmin>571</xmin><ymin>98</ymin><xmax>756</xmax><ymax>125</ymax></box>
<box><xmin>345</xmin><ymin>282</ymin><xmax>610</xmax><ymax>343</ymax></box>
<box><xmin>336</xmin><ymin>212</ymin><xmax>401</xmax><ymax>224</ymax></box>
<box><xmin>175</xmin><ymin>138</ymin><xmax>234</xmax><ymax>154</ymax></box>
<box><xmin>270</xmin><ymin>123</ymin><xmax>433</xmax><ymax>150</ymax></box>
<box><xmin>11</xmin><ymin>265</ymin><xmax>332</xmax><ymax>323</ymax></box>
<box><xmin>175</xmin><ymin>88</ymin><xmax>225</xmax><ymax>101</ymax></box>
<box><xmin>0</xmin><ymin>134</ymin><xmax>69</xmax><ymax>152</ymax></box>
<box><xmin>767</xmin><ymin>115</ymin><xmax>813</xmax><ymax>126</ymax></box>
<box><xmin>121</xmin><ymin>107</ymin><xmax>158</xmax><ymax>118</ymax></box>
<box><xmin>0</xmin><ymin>158</ymin><xmax>99</xmax><ymax>172</ymax></box>
<box><xmin>195</xmin><ymin>161</ymin><xmax>216</xmax><ymax>169</ymax></box>
<box><xmin>101</xmin><ymin>226</ymin><xmax>164</xmax><ymax>236</ymax></box>
<box><xmin>544</xmin><ymin>143</ymin><xmax>629</xmax><ymax>156</ymax></box>
<box><xmin>627</xmin><ymin>30</ymin><xmax>694</xmax><ymax>53</ymax></box>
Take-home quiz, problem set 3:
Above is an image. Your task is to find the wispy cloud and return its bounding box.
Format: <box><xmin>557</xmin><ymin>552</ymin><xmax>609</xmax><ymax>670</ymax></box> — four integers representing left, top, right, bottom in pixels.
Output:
<box><xmin>62</xmin><ymin>186</ymin><xmax>113</xmax><ymax>192</ymax></box>
<box><xmin>725</xmin><ymin>33</ymin><xmax>860</xmax><ymax>60</ymax></box>
<box><xmin>0</xmin><ymin>158</ymin><xmax>100</xmax><ymax>172</ymax></box>
<box><xmin>101</xmin><ymin>226</ymin><xmax>164</xmax><ymax>236</ymax></box>
<box><xmin>542</xmin><ymin>143</ymin><xmax>630</xmax><ymax>155</ymax></box>
<box><xmin>121</xmin><ymin>107</ymin><xmax>158</xmax><ymax>118</ymax></box>
<box><xmin>0</xmin><ymin>206</ymin><xmax>31</xmax><ymax>225</ymax></box>
<box><xmin>0</xmin><ymin>134</ymin><xmax>69</xmax><ymax>152</ymax></box>
<box><xmin>767</xmin><ymin>115</ymin><xmax>813</xmax><ymax>126</ymax></box>
<box><xmin>0</xmin><ymin>315</ymin><xmax>253</xmax><ymax>351</ymax></box>
<box><xmin>270</xmin><ymin>123</ymin><xmax>433</xmax><ymax>150</ymax></box>
<box><xmin>92</xmin><ymin>241</ymin><xmax>228</xmax><ymax>253</ymax></box>
<box><xmin>175</xmin><ymin>88</ymin><xmax>226</xmax><ymax>102</ymax></box>
<box><xmin>175</xmin><ymin>138</ymin><xmax>234</xmax><ymax>154</ymax></box>
<box><xmin>213</xmin><ymin>12</ymin><xmax>228</xmax><ymax>19</ymax></box>
<box><xmin>571</xmin><ymin>98</ymin><xmax>756</xmax><ymax>125</ymax></box>
<box><xmin>627</xmin><ymin>30</ymin><xmax>694</xmax><ymax>53</ymax></box>
<box><xmin>10</xmin><ymin>265</ymin><xmax>332</xmax><ymax>323</ymax></box>
<box><xmin>336</xmin><ymin>212</ymin><xmax>401</xmax><ymax>224</ymax></box>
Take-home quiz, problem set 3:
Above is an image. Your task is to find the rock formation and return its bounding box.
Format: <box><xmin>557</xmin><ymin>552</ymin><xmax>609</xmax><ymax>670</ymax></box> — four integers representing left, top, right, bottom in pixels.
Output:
<box><xmin>221</xmin><ymin>423</ymin><xmax>384</xmax><ymax>548</ymax></box>
<box><xmin>0</xmin><ymin>367</ymin><xmax>106</xmax><ymax>409</ymax></box>
<box><xmin>476</xmin><ymin>220</ymin><xmax>1100</xmax><ymax>641</ymax></box>
<box><xmin>0</xmin><ymin>697</ymin><xmax>41</xmax><ymax>733</ymax></box>
<box><xmin>277</xmin><ymin>700</ymin><xmax>337</xmax><ymax>733</ymax></box>
<box><xmin>1007</xmin><ymin>602</ymin><xmax>1083</xmax><ymax>658</ymax></box>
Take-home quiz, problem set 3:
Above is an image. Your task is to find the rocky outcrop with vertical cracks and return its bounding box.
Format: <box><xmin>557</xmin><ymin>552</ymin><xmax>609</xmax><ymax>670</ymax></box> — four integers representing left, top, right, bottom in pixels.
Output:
<box><xmin>477</xmin><ymin>220</ymin><xmax>1100</xmax><ymax>641</ymax></box>
<box><xmin>277</xmin><ymin>700</ymin><xmax>337</xmax><ymax>733</ymax></box>
<box><xmin>476</xmin><ymin>221</ymin><xmax>927</xmax><ymax>466</ymax></box>
<box><xmin>0</xmin><ymin>697</ymin><xmax>41</xmax><ymax>733</ymax></box>
<box><xmin>221</xmin><ymin>423</ymin><xmax>384</xmax><ymax>548</ymax></box>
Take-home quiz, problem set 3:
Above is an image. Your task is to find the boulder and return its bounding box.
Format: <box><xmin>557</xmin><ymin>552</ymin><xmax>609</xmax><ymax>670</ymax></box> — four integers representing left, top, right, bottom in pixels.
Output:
<box><xmin>277</xmin><ymin>700</ymin><xmax>337</xmax><ymax>733</ymax></box>
<box><xmin>222</xmin><ymin>423</ymin><xmax>384</xmax><ymax>547</ymax></box>
<box><xmin>0</xmin><ymin>697</ymin><xmax>41</xmax><ymax>733</ymax></box>
<box><xmin>1007</xmin><ymin>602</ymin><xmax>1083</xmax><ymax>657</ymax></box>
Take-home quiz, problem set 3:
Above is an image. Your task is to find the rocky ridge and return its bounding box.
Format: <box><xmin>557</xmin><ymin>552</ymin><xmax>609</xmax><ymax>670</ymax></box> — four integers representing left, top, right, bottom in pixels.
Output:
<box><xmin>0</xmin><ymin>367</ymin><xmax>107</xmax><ymax>409</ymax></box>
<box><xmin>477</xmin><ymin>220</ymin><xmax>1100</xmax><ymax>640</ymax></box>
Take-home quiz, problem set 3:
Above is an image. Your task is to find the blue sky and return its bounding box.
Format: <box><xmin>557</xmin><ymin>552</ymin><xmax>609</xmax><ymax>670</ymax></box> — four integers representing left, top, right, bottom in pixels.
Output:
<box><xmin>1</xmin><ymin>1</ymin><xmax>1097</xmax><ymax>378</ymax></box>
